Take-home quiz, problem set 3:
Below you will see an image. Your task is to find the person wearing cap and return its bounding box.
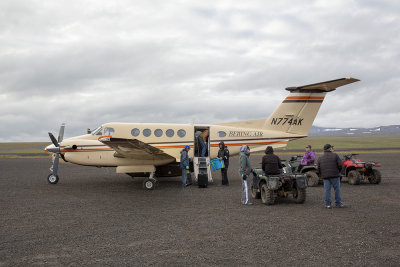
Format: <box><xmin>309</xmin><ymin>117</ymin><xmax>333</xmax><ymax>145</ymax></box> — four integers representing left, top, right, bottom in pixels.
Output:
<box><xmin>262</xmin><ymin>146</ymin><xmax>283</xmax><ymax>175</ymax></box>
<box><xmin>298</xmin><ymin>145</ymin><xmax>315</xmax><ymax>172</ymax></box>
<box><xmin>317</xmin><ymin>144</ymin><xmax>344</xmax><ymax>208</ymax></box>
<box><xmin>239</xmin><ymin>145</ymin><xmax>253</xmax><ymax>205</ymax></box>
<box><xmin>180</xmin><ymin>145</ymin><xmax>191</xmax><ymax>187</ymax></box>
<box><xmin>218</xmin><ymin>141</ymin><xmax>230</xmax><ymax>186</ymax></box>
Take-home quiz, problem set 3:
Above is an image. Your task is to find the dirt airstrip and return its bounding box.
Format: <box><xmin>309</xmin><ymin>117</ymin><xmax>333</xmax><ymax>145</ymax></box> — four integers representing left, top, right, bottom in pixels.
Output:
<box><xmin>1</xmin><ymin>153</ymin><xmax>400</xmax><ymax>266</ymax></box>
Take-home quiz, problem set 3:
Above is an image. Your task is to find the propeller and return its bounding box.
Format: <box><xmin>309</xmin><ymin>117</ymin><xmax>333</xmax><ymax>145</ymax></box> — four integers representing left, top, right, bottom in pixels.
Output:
<box><xmin>47</xmin><ymin>123</ymin><xmax>65</xmax><ymax>184</ymax></box>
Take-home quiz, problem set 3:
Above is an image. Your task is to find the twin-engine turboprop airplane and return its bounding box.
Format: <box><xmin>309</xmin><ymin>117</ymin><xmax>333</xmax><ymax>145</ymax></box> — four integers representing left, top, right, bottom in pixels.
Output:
<box><xmin>45</xmin><ymin>77</ymin><xmax>359</xmax><ymax>189</ymax></box>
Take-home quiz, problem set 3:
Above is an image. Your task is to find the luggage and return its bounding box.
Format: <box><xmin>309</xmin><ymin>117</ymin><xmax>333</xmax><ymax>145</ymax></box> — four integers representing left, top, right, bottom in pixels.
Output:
<box><xmin>198</xmin><ymin>173</ymin><xmax>208</xmax><ymax>188</ymax></box>
<box><xmin>210</xmin><ymin>158</ymin><xmax>225</xmax><ymax>171</ymax></box>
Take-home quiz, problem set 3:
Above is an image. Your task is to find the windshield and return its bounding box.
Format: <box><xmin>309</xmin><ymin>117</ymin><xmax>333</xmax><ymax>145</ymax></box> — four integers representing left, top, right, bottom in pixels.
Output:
<box><xmin>91</xmin><ymin>126</ymin><xmax>103</xmax><ymax>136</ymax></box>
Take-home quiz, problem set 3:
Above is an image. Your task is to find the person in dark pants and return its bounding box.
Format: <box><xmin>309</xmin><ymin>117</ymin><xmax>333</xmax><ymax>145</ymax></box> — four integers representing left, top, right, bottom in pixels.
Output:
<box><xmin>218</xmin><ymin>141</ymin><xmax>230</xmax><ymax>186</ymax></box>
<box><xmin>262</xmin><ymin>146</ymin><xmax>282</xmax><ymax>175</ymax></box>
<box><xmin>318</xmin><ymin>144</ymin><xmax>344</xmax><ymax>209</ymax></box>
<box><xmin>180</xmin><ymin>145</ymin><xmax>191</xmax><ymax>187</ymax></box>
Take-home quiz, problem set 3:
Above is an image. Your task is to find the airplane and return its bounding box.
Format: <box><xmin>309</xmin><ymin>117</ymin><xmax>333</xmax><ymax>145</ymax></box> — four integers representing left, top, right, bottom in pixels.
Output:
<box><xmin>45</xmin><ymin>77</ymin><xmax>359</xmax><ymax>189</ymax></box>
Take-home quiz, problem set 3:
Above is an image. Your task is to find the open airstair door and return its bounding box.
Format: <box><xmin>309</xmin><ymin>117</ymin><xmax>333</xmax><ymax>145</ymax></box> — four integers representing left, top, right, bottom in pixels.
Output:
<box><xmin>193</xmin><ymin>157</ymin><xmax>213</xmax><ymax>187</ymax></box>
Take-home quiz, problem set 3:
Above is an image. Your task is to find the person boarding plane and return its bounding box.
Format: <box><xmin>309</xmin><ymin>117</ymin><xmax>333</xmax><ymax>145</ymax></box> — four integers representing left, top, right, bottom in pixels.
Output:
<box><xmin>45</xmin><ymin>77</ymin><xmax>359</xmax><ymax>189</ymax></box>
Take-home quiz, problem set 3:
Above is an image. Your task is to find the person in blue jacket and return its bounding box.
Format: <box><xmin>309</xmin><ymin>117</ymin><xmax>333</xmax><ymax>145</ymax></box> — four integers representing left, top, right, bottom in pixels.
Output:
<box><xmin>180</xmin><ymin>145</ymin><xmax>191</xmax><ymax>187</ymax></box>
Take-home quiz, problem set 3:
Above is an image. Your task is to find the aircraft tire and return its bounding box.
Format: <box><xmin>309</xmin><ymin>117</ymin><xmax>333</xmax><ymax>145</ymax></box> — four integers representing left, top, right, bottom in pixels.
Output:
<box><xmin>47</xmin><ymin>174</ymin><xmax>59</xmax><ymax>184</ymax></box>
<box><xmin>143</xmin><ymin>178</ymin><xmax>156</xmax><ymax>190</ymax></box>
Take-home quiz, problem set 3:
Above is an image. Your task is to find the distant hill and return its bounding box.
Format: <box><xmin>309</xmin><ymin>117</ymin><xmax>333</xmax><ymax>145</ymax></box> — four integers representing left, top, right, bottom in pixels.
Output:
<box><xmin>309</xmin><ymin>125</ymin><xmax>400</xmax><ymax>136</ymax></box>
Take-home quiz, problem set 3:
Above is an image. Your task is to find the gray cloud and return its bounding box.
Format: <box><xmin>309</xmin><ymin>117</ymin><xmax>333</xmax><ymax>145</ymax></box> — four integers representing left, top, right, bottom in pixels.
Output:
<box><xmin>0</xmin><ymin>0</ymin><xmax>399</xmax><ymax>141</ymax></box>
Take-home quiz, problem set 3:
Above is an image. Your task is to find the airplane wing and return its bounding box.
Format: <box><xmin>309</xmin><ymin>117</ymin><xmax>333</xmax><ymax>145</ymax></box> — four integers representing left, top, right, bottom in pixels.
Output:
<box><xmin>99</xmin><ymin>137</ymin><xmax>175</xmax><ymax>160</ymax></box>
<box><xmin>286</xmin><ymin>77</ymin><xmax>360</xmax><ymax>92</ymax></box>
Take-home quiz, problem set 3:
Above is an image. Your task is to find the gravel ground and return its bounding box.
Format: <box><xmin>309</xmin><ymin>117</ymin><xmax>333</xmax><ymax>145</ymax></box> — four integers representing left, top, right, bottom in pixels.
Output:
<box><xmin>1</xmin><ymin>153</ymin><xmax>400</xmax><ymax>266</ymax></box>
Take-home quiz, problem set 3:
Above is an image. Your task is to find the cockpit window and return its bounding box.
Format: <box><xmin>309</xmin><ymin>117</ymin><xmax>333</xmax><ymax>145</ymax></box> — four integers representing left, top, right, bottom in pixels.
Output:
<box><xmin>104</xmin><ymin>127</ymin><xmax>115</xmax><ymax>136</ymax></box>
<box><xmin>91</xmin><ymin>126</ymin><xmax>103</xmax><ymax>136</ymax></box>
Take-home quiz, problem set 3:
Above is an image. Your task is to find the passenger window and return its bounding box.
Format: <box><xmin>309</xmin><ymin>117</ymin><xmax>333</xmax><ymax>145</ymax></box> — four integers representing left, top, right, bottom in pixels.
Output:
<box><xmin>177</xmin><ymin>129</ymin><xmax>186</xmax><ymax>138</ymax></box>
<box><xmin>166</xmin><ymin>129</ymin><xmax>174</xmax><ymax>137</ymax></box>
<box><xmin>154</xmin><ymin>129</ymin><xmax>163</xmax><ymax>137</ymax></box>
<box><xmin>104</xmin><ymin>127</ymin><xmax>114</xmax><ymax>136</ymax></box>
<box><xmin>143</xmin><ymin>128</ymin><xmax>151</xmax><ymax>137</ymax></box>
<box><xmin>218</xmin><ymin>131</ymin><xmax>226</xmax><ymax>137</ymax></box>
<box><xmin>131</xmin><ymin>128</ymin><xmax>140</xmax><ymax>137</ymax></box>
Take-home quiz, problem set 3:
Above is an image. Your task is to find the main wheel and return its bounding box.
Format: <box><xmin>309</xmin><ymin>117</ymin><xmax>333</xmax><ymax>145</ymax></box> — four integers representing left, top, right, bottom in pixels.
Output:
<box><xmin>369</xmin><ymin>169</ymin><xmax>382</xmax><ymax>184</ymax></box>
<box><xmin>348</xmin><ymin>170</ymin><xmax>361</xmax><ymax>185</ymax></box>
<box><xmin>250</xmin><ymin>184</ymin><xmax>261</xmax><ymax>199</ymax></box>
<box><xmin>294</xmin><ymin>187</ymin><xmax>306</xmax><ymax>204</ymax></box>
<box><xmin>305</xmin><ymin>171</ymin><xmax>319</xmax><ymax>187</ymax></box>
<box><xmin>143</xmin><ymin>178</ymin><xmax>156</xmax><ymax>190</ymax></box>
<box><xmin>47</xmin><ymin>174</ymin><xmax>59</xmax><ymax>184</ymax></box>
<box><xmin>261</xmin><ymin>184</ymin><xmax>275</xmax><ymax>205</ymax></box>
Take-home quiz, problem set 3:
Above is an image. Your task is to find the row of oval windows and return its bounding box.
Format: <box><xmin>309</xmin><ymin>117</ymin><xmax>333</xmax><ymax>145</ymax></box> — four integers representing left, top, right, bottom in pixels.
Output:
<box><xmin>130</xmin><ymin>128</ymin><xmax>227</xmax><ymax>138</ymax></box>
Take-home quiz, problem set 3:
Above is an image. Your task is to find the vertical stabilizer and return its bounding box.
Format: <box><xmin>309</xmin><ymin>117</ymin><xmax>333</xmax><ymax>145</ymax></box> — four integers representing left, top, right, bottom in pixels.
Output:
<box><xmin>217</xmin><ymin>78</ymin><xmax>360</xmax><ymax>136</ymax></box>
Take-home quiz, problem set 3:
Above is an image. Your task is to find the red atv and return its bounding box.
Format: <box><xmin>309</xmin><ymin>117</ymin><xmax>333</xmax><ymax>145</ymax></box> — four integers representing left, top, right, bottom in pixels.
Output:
<box><xmin>341</xmin><ymin>154</ymin><xmax>382</xmax><ymax>185</ymax></box>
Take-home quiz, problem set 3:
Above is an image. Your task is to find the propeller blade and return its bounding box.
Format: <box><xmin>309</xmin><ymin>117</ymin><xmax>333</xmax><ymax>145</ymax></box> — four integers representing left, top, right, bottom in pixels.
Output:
<box><xmin>58</xmin><ymin>123</ymin><xmax>65</xmax><ymax>143</ymax></box>
<box><xmin>48</xmin><ymin>132</ymin><xmax>59</xmax><ymax>147</ymax></box>
<box><xmin>52</xmin><ymin>153</ymin><xmax>60</xmax><ymax>176</ymax></box>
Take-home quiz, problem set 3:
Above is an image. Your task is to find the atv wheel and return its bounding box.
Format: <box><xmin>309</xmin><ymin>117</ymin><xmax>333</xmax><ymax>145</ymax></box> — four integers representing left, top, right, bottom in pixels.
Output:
<box><xmin>294</xmin><ymin>187</ymin><xmax>306</xmax><ymax>204</ymax></box>
<box><xmin>250</xmin><ymin>184</ymin><xmax>261</xmax><ymax>199</ymax></box>
<box><xmin>348</xmin><ymin>170</ymin><xmax>361</xmax><ymax>185</ymax></box>
<box><xmin>369</xmin><ymin>169</ymin><xmax>382</xmax><ymax>184</ymax></box>
<box><xmin>305</xmin><ymin>171</ymin><xmax>319</xmax><ymax>187</ymax></box>
<box><xmin>261</xmin><ymin>184</ymin><xmax>275</xmax><ymax>205</ymax></box>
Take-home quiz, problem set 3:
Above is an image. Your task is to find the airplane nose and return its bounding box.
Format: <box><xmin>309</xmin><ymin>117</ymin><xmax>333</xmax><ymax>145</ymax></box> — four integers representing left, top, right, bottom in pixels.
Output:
<box><xmin>45</xmin><ymin>144</ymin><xmax>60</xmax><ymax>153</ymax></box>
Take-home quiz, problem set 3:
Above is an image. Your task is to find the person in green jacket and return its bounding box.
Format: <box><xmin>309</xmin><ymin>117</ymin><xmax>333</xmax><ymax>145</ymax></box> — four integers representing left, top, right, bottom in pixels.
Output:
<box><xmin>239</xmin><ymin>145</ymin><xmax>253</xmax><ymax>205</ymax></box>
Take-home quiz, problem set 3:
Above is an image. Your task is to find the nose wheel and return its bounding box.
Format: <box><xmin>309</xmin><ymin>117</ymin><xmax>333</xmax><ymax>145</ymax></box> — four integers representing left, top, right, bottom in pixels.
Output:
<box><xmin>46</xmin><ymin>123</ymin><xmax>65</xmax><ymax>185</ymax></box>
<box><xmin>47</xmin><ymin>174</ymin><xmax>59</xmax><ymax>184</ymax></box>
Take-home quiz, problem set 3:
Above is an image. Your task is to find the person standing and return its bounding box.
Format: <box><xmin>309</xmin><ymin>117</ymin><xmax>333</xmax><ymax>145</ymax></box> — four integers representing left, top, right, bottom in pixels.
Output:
<box><xmin>218</xmin><ymin>141</ymin><xmax>230</xmax><ymax>186</ymax></box>
<box><xmin>198</xmin><ymin>129</ymin><xmax>209</xmax><ymax>157</ymax></box>
<box><xmin>262</xmin><ymin>146</ymin><xmax>283</xmax><ymax>175</ymax></box>
<box><xmin>317</xmin><ymin>144</ymin><xmax>344</xmax><ymax>208</ymax></box>
<box><xmin>298</xmin><ymin>145</ymin><xmax>316</xmax><ymax>172</ymax></box>
<box><xmin>180</xmin><ymin>145</ymin><xmax>191</xmax><ymax>187</ymax></box>
<box><xmin>239</xmin><ymin>145</ymin><xmax>252</xmax><ymax>205</ymax></box>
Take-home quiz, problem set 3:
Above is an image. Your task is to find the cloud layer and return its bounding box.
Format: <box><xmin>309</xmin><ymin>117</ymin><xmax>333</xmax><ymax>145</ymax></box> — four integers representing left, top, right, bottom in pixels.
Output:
<box><xmin>1</xmin><ymin>0</ymin><xmax>399</xmax><ymax>141</ymax></box>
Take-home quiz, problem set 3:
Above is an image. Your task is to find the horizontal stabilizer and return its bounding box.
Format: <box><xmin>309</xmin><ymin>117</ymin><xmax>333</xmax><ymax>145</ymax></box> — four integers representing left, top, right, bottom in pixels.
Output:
<box><xmin>286</xmin><ymin>77</ymin><xmax>359</xmax><ymax>93</ymax></box>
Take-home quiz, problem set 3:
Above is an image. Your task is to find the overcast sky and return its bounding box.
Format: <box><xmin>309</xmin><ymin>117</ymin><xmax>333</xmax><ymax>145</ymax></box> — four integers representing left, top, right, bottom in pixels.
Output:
<box><xmin>1</xmin><ymin>0</ymin><xmax>399</xmax><ymax>142</ymax></box>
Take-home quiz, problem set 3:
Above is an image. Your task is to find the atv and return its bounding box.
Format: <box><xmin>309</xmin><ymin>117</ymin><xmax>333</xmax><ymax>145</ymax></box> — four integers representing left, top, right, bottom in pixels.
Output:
<box><xmin>250</xmin><ymin>165</ymin><xmax>307</xmax><ymax>205</ymax></box>
<box><xmin>341</xmin><ymin>154</ymin><xmax>382</xmax><ymax>185</ymax></box>
<box><xmin>283</xmin><ymin>155</ymin><xmax>320</xmax><ymax>187</ymax></box>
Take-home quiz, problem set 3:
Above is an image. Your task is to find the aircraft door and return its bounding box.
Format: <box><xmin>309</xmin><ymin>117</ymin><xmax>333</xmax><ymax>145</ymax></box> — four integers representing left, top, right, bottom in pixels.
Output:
<box><xmin>194</xmin><ymin>126</ymin><xmax>210</xmax><ymax>157</ymax></box>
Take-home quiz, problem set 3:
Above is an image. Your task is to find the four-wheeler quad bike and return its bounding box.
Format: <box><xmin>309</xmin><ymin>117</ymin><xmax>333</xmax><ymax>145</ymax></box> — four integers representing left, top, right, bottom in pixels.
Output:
<box><xmin>341</xmin><ymin>154</ymin><xmax>382</xmax><ymax>185</ymax></box>
<box><xmin>250</xmin><ymin>165</ymin><xmax>307</xmax><ymax>205</ymax></box>
<box><xmin>284</xmin><ymin>155</ymin><xmax>321</xmax><ymax>187</ymax></box>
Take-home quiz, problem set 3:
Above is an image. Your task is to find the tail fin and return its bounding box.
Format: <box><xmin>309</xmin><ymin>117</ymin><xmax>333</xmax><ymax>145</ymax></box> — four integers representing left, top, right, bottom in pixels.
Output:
<box><xmin>218</xmin><ymin>78</ymin><xmax>359</xmax><ymax>136</ymax></box>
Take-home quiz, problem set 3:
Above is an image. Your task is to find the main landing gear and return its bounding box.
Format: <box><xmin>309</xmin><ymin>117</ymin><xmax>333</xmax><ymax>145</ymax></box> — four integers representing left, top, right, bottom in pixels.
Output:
<box><xmin>143</xmin><ymin>172</ymin><xmax>158</xmax><ymax>190</ymax></box>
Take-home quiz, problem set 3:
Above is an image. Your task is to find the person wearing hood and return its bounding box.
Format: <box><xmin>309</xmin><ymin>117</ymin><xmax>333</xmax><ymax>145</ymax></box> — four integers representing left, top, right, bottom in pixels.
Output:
<box><xmin>239</xmin><ymin>145</ymin><xmax>253</xmax><ymax>205</ymax></box>
<box><xmin>317</xmin><ymin>144</ymin><xmax>344</xmax><ymax>208</ymax></box>
<box><xmin>180</xmin><ymin>145</ymin><xmax>191</xmax><ymax>187</ymax></box>
<box><xmin>218</xmin><ymin>141</ymin><xmax>230</xmax><ymax>186</ymax></box>
<box><xmin>262</xmin><ymin>146</ymin><xmax>283</xmax><ymax>175</ymax></box>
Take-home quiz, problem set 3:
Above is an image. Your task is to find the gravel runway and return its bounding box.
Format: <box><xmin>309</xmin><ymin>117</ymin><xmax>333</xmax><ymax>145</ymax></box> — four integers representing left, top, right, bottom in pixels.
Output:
<box><xmin>1</xmin><ymin>153</ymin><xmax>400</xmax><ymax>266</ymax></box>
